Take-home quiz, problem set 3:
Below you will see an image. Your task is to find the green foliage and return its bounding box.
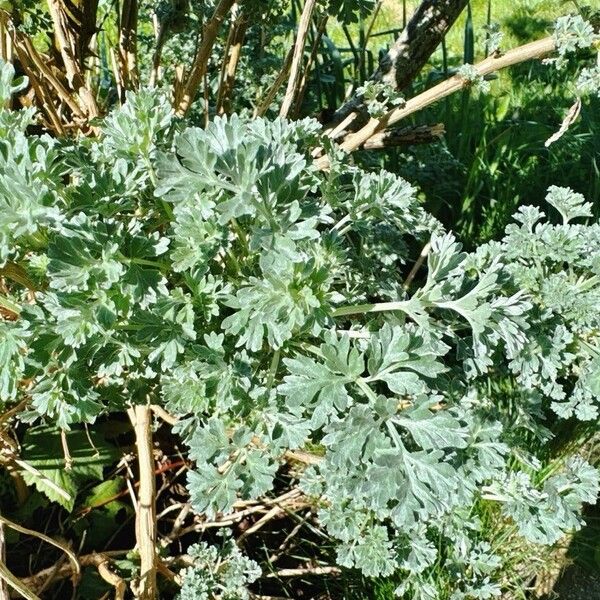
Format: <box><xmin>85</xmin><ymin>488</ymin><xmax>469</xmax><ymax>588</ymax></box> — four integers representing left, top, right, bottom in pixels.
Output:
<box><xmin>0</xmin><ymin>59</ymin><xmax>28</xmax><ymax>104</ymax></box>
<box><xmin>177</xmin><ymin>534</ymin><xmax>261</xmax><ymax>600</ymax></box>
<box><xmin>20</xmin><ymin>425</ymin><xmax>118</xmax><ymax>511</ymax></box>
<box><xmin>485</xmin><ymin>457</ymin><xmax>599</xmax><ymax>544</ymax></box>
<box><xmin>325</xmin><ymin>0</ymin><xmax>375</xmax><ymax>25</ymax></box>
<box><xmin>550</xmin><ymin>14</ymin><xmax>599</xmax><ymax>69</ymax></box>
<box><xmin>0</xmin><ymin>74</ymin><xmax>598</xmax><ymax>599</ymax></box>
<box><xmin>457</xmin><ymin>64</ymin><xmax>491</xmax><ymax>93</ymax></box>
<box><xmin>355</xmin><ymin>81</ymin><xmax>405</xmax><ymax>117</ymax></box>
<box><xmin>496</xmin><ymin>187</ymin><xmax>600</xmax><ymax>420</ymax></box>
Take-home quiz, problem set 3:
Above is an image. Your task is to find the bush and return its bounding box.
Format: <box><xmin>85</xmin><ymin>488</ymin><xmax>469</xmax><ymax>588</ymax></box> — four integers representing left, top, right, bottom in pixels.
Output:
<box><xmin>1</xmin><ymin>54</ymin><xmax>599</xmax><ymax>595</ymax></box>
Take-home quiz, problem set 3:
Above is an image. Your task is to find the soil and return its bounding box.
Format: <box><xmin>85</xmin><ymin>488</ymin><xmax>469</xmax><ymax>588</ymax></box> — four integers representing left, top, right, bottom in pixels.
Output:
<box><xmin>551</xmin><ymin>566</ymin><xmax>600</xmax><ymax>600</ymax></box>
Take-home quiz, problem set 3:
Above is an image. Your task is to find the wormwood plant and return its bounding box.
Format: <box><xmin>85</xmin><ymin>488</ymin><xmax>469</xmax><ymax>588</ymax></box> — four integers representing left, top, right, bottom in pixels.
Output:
<box><xmin>0</xmin><ymin>53</ymin><xmax>599</xmax><ymax>598</ymax></box>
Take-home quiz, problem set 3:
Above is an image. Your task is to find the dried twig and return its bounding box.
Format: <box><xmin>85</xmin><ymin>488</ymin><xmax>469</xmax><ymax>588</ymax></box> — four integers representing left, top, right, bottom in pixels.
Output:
<box><xmin>279</xmin><ymin>0</ymin><xmax>317</xmax><ymax>118</ymax></box>
<box><xmin>0</xmin><ymin>10</ymin><xmax>12</xmax><ymax>65</ymax></box>
<box><xmin>403</xmin><ymin>240</ymin><xmax>432</xmax><ymax>289</ymax></box>
<box><xmin>176</xmin><ymin>0</ymin><xmax>236</xmax><ymax>115</ymax></box>
<box><xmin>95</xmin><ymin>554</ymin><xmax>127</xmax><ymax>600</ymax></box>
<box><xmin>237</xmin><ymin>506</ymin><xmax>283</xmax><ymax>542</ymax></box>
<box><xmin>127</xmin><ymin>405</ymin><xmax>157</xmax><ymax>600</ymax></box>
<box><xmin>216</xmin><ymin>7</ymin><xmax>248</xmax><ymax>115</ymax></box>
<box><xmin>60</xmin><ymin>429</ymin><xmax>73</xmax><ymax>471</ymax></box>
<box><xmin>162</xmin><ymin>489</ymin><xmax>310</xmax><ymax>542</ymax></box>
<box><xmin>545</xmin><ymin>97</ymin><xmax>582</xmax><ymax>147</ymax></box>
<box><xmin>12</xmin><ymin>551</ymin><xmax>128</xmax><ymax>598</ymax></box>
<box><xmin>0</xmin><ymin>521</ymin><xmax>8</xmax><ymax>600</ymax></box>
<box><xmin>45</xmin><ymin>0</ymin><xmax>99</xmax><ymax>117</ymax></box>
<box><xmin>150</xmin><ymin>13</ymin><xmax>167</xmax><ymax>87</ymax></box>
<box><xmin>118</xmin><ymin>0</ymin><xmax>139</xmax><ymax>97</ymax></box>
<box><xmin>254</xmin><ymin>46</ymin><xmax>294</xmax><ymax>117</ymax></box>
<box><xmin>265</xmin><ymin>566</ymin><xmax>342</xmax><ymax>578</ymax></box>
<box><xmin>361</xmin><ymin>123</ymin><xmax>444</xmax><ymax>149</ymax></box>
<box><xmin>291</xmin><ymin>14</ymin><xmax>328</xmax><ymax>118</ymax></box>
<box><xmin>10</xmin><ymin>29</ymin><xmax>85</xmax><ymax>119</ymax></box>
<box><xmin>1</xmin><ymin>560</ymin><xmax>38</xmax><ymax>600</ymax></box>
<box><xmin>316</xmin><ymin>36</ymin><xmax>556</xmax><ymax>169</ymax></box>
<box><xmin>150</xmin><ymin>405</ymin><xmax>178</xmax><ymax>426</ymax></box>
<box><xmin>268</xmin><ymin>512</ymin><xmax>309</xmax><ymax>563</ymax></box>
<box><xmin>0</xmin><ymin>514</ymin><xmax>80</xmax><ymax>591</ymax></box>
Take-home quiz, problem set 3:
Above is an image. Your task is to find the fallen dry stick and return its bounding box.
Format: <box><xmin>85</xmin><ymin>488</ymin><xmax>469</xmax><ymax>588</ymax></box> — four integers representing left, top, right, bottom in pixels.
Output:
<box><xmin>316</xmin><ymin>36</ymin><xmax>556</xmax><ymax>169</ymax></box>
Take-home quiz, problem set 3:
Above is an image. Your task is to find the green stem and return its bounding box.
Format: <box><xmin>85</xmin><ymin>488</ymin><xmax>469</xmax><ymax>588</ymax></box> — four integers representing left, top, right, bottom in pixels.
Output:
<box><xmin>144</xmin><ymin>155</ymin><xmax>173</xmax><ymax>221</ymax></box>
<box><xmin>356</xmin><ymin>378</ymin><xmax>377</xmax><ymax>402</ymax></box>
<box><xmin>332</xmin><ymin>300</ymin><xmax>411</xmax><ymax>317</ymax></box>
<box><xmin>267</xmin><ymin>349</ymin><xmax>281</xmax><ymax>389</ymax></box>
<box><xmin>130</xmin><ymin>257</ymin><xmax>167</xmax><ymax>269</ymax></box>
<box><xmin>0</xmin><ymin>295</ymin><xmax>21</xmax><ymax>316</ymax></box>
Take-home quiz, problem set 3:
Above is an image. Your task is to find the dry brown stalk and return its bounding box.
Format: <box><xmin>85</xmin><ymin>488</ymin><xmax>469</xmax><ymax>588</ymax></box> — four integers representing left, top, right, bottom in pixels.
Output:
<box><xmin>291</xmin><ymin>14</ymin><xmax>329</xmax><ymax>118</ymax></box>
<box><xmin>0</xmin><ymin>522</ymin><xmax>8</xmax><ymax>600</ymax></box>
<box><xmin>0</xmin><ymin>10</ymin><xmax>11</xmax><ymax>64</ymax></box>
<box><xmin>268</xmin><ymin>513</ymin><xmax>308</xmax><ymax>563</ymax></box>
<box><xmin>46</xmin><ymin>0</ymin><xmax>99</xmax><ymax>117</ymax></box>
<box><xmin>265</xmin><ymin>566</ymin><xmax>342</xmax><ymax>578</ymax></box>
<box><xmin>162</xmin><ymin>488</ymin><xmax>311</xmax><ymax>542</ymax></box>
<box><xmin>0</xmin><ymin>513</ymin><xmax>80</xmax><ymax>600</ymax></box>
<box><xmin>127</xmin><ymin>405</ymin><xmax>157</xmax><ymax>600</ymax></box>
<box><xmin>216</xmin><ymin>8</ymin><xmax>248</xmax><ymax>115</ymax></box>
<box><xmin>237</xmin><ymin>505</ymin><xmax>284</xmax><ymax>542</ymax></box>
<box><xmin>254</xmin><ymin>45</ymin><xmax>294</xmax><ymax>117</ymax></box>
<box><xmin>117</xmin><ymin>0</ymin><xmax>139</xmax><ymax>97</ymax></box>
<box><xmin>403</xmin><ymin>240</ymin><xmax>432</xmax><ymax>289</ymax></box>
<box><xmin>149</xmin><ymin>13</ymin><xmax>166</xmax><ymax>87</ymax></box>
<box><xmin>279</xmin><ymin>0</ymin><xmax>317</xmax><ymax>118</ymax></box>
<box><xmin>11</xmin><ymin>31</ymin><xmax>85</xmax><ymax>119</ymax></box>
<box><xmin>361</xmin><ymin>123</ymin><xmax>445</xmax><ymax>149</ymax></box>
<box><xmin>10</xmin><ymin>552</ymin><xmax>128</xmax><ymax>599</ymax></box>
<box><xmin>316</xmin><ymin>36</ymin><xmax>556</xmax><ymax>169</ymax></box>
<box><xmin>176</xmin><ymin>0</ymin><xmax>236</xmax><ymax>116</ymax></box>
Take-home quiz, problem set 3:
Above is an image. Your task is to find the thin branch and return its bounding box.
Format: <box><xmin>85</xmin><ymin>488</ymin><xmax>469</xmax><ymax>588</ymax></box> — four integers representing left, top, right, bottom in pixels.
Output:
<box><xmin>149</xmin><ymin>19</ymin><xmax>168</xmax><ymax>87</ymax></box>
<box><xmin>176</xmin><ymin>0</ymin><xmax>236</xmax><ymax>116</ymax></box>
<box><xmin>216</xmin><ymin>10</ymin><xmax>248</xmax><ymax>115</ymax></box>
<box><xmin>268</xmin><ymin>514</ymin><xmax>307</xmax><ymax>563</ymax></box>
<box><xmin>279</xmin><ymin>0</ymin><xmax>317</xmax><ymax>118</ymax></box>
<box><xmin>291</xmin><ymin>14</ymin><xmax>328</xmax><ymax>118</ymax></box>
<box><xmin>316</xmin><ymin>36</ymin><xmax>556</xmax><ymax>169</ymax></box>
<box><xmin>265</xmin><ymin>566</ymin><xmax>342</xmax><ymax>578</ymax></box>
<box><xmin>95</xmin><ymin>555</ymin><xmax>127</xmax><ymax>600</ymax></box>
<box><xmin>215</xmin><ymin>6</ymin><xmax>237</xmax><ymax>107</ymax></box>
<box><xmin>45</xmin><ymin>0</ymin><xmax>99</xmax><ymax>117</ymax></box>
<box><xmin>0</xmin><ymin>515</ymin><xmax>80</xmax><ymax>581</ymax></box>
<box><xmin>117</xmin><ymin>0</ymin><xmax>139</xmax><ymax>97</ymax></box>
<box><xmin>403</xmin><ymin>240</ymin><xmax>432</xmax><ymax>289</ymax></box>
<box><xmin>150</xmin><ymin>405</ymin><xmax>178</xmax><ymax>426</ymax></box>
<box><xmin>327</xmin><ymin>0</ymin><xmax>468</xmax><ymax>131</ymax></box>
<box><xmin>364</xmin><ymin>0</ymin><xmax>383</xmax><ymax>46</ymax></box>
<box><xmin>237</xmin><ymin>506</ymin><xmax>282</xmax><ymax>542</ymax></box>
<box><xmin>13</xmin><ymin>551</ymin><xmax>128</xmax><ymax>598</ymax></box>
<box><xmin>253</xmin><ymin>45</ymin><xmax>294</xmax><ymax>117</ymax></box>
<box><xmin>0</xmin><ymin>560</ymin><xmax>38</xmax><ymax>600</ymax></box>
<box><xmin>0</xmin><ymin>10</ymin><xmax>10</xmax><ymax>64</ymax></box>
<box><xmin>127</xmin><ymin>405</ymin><xmax>157</xmax><ymax>600</ymax></box>
<box><xmin>9</xmin><ymin>42</ymin><xmax>65</xmax><ymax>134</ymax></box>
<box><xmin>11</xmin><ymin>30</ymin><xmax>85</xmax><ymax>119</ymax></box>
<box><xmin>0</xmin><ymin>522</ymin><xmax>8</xmax><ymax>600</ymax></box>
